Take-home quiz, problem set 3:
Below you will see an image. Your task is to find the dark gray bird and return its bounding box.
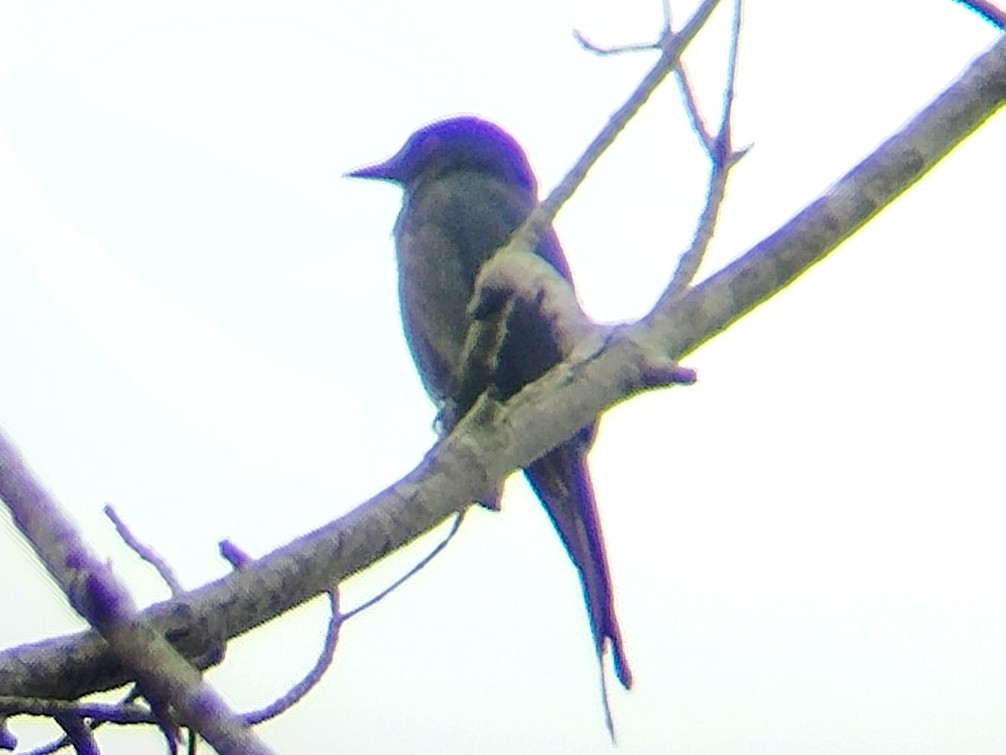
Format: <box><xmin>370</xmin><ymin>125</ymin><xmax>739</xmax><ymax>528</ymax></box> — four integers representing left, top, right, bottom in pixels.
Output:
<box><xmin>348</xmin><ymin>115</ymin><xmax>632</xmax><ymax>691</ymax></box>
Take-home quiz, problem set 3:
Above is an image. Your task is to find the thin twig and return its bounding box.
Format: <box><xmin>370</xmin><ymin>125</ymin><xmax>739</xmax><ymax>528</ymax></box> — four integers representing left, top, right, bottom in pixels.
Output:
<box><xmin>463</xmin><ymin>2</ymin><xmax>723</xmax><ymax>437</ymax></box>
<box><xmin>0</xmin><ymin>429</ymin><xmax>273</xmax><ymax>755</ymax></box>
<box><xmin>242</xmin><ymin>588</ymin><xmax>341</xmax><ymax>725</ymax></box>
<box><xmin>674</xmin><ymin>60</ymin><xmax>716</xmax><ymax>152</ymax></box>
<box><xmin>572</xmin><ymin>29</ymin><xmax>657</xmax><ymax>56</ymax></box>
<box><xmin>105</xmin><ymin>504</ymin><xmax>184</xmax><ymax>595</ymax></box>
<box><xmin>53</xmin><ymin>713</ymin><xmax>98</xmax><ymax>755</ymax></box>
<box><xmin>243</xmin><ymin>513</ymin><xmax>464</xmax><ymax>724</ymax></box>
<box><xmin>573</xmin><ymin>8</ymin><xmax>718</xmax><ymax>153</ymax></box>
<box><xmin>661</xmin><ymin>0</ymin><xmax>747</xmax><ymax>305</ymax></box>
<box><xmin>0</xmin><ymin>696</ymin><xmax>156</xmax><ymax>724</ymax></box>
<box><xmin>19</xmin><ymin>695</ymin><xmax>156</xmax><ymax>755</ymax></box>
<box><xmin>340</xmin><ymin>512</ymin><xmax>465</xmax><ymax>622</ymax></box>
<box><xmin>570</xmin><ymin>0</ymin><xmax>741</xmax><ymax>302</ymax></box>
<box><xmin>518</xmin><ymin>0</ymin><xmax>723</xmax><ymax>244</ymax></box>
<box><xmin>952</xmin><ymin>0</ymin><xmax>1006</xmax><ymax>28</ymax></box>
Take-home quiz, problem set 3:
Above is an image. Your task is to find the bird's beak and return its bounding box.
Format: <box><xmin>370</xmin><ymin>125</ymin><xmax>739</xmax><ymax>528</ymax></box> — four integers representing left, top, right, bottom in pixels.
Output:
<box><xmin>345</xmin><ymin>159</ymin><xmax>400</xmax><ymax>182</ymax></box>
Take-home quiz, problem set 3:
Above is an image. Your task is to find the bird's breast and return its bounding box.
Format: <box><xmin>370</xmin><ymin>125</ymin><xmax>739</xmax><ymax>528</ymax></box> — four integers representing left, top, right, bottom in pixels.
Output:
<box><xmin>393</xmin><ymin>171</ymin><xmax>533</xmax><ymax>402</ymax></box>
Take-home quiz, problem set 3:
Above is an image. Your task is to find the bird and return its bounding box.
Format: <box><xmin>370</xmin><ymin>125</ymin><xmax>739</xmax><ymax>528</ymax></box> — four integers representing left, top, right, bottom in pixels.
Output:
<box><xmin>347</xmin><ymin>115</ymin><xmax>632</xmax><ymax>694</ymax></box>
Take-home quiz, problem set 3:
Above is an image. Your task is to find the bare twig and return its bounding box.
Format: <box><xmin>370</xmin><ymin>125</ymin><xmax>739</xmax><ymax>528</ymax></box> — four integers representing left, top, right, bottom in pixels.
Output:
<box><xmin>571</xmin><ymin>0</ymin><xmax>747</xmax><ymax>304</ymax></box>
<box><xmin>219</xmin><ymin>539</ymin><xmax>254</xmax><ymax>570</ymax></box>
<box><xmin>447</xmin><ymin>297</ymin><xmax>518</xmax><ymax>433</ymax></box>
<box><xmin>52</xmin><ymin>712</ymin><xmax>98</xmax><ymax>755</ymax></box>
<box><xmin>240</xmin><ymin>513</ymin><xmax>464</xmax><ymax>725</ymax></box>
<box><xmin>338</xmin><ymin>512</ymin><xmax>465</xmax><ymax>623</ymax></box>
<box><xmin>952</xmin><ymin>0</ymin><xmax>1006</xmax><ymax>28</ymax></box>
<box><xmin>661</xmin><ymin>0</ymin><xmax>748</xmax><ymax>304</ymax></box>
<box><xmin>0</xmin><ymin>429</ymin><xmax>273</xmax><ymax>755</ymax></box>
<box><xmin>519</xmin><ymin>0</ymin><xmax>723</xmax><ymax>245</ymax></box>
<box><xmin>242</xmin><ymin>588</ymin><xmax>341</xmax><ymax>725</ymax></box>
<box><xmin>0</xmin><ymin>696</ymin><xmax>158</xmax><ymax>724</ymax></box>
<box><xmin>459</xmin><ymin>3</ymin><xmax>723</xmax><ymax>433</ymax></box>
<box><xmin>573</xmin><ymin>29</ymin><xmax>657</xmax><ymax>56</ymax></box>
<box><xmin>675</xmin><ymin>60</ymin><xmax>717</xmax><ymax>152</ymax></box>
<box><xmin>15</xmin><ymin>691</ymin><xmax>155</xmax><ymax>755</ymax></box>
<box><xmin>105</xmin><ymin>504</ymin><xmax>184</xmax><ymax>596</ymax></box>
<box><xmin>575</xmin><ymin>10</ymin><xmax>717</xmax><ymax>154</ymax></box>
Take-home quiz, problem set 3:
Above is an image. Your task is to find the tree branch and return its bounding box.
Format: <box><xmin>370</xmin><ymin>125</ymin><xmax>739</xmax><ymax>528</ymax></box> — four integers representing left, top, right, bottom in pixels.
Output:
<box><xmin>1</xmin><ymin>27</ymin><xmax>1004</xmax><ymax>716</ymax></box>
<box><xmin>0</xmin><ymin>429</ymin><xmax>274</xmax><ymax>754</ymax></box>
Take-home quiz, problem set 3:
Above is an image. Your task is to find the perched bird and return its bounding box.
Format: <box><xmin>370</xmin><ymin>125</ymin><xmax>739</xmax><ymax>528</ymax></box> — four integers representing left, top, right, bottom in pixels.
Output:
<box><xmin>348</xmin><ymin>116</ymin><xmax>632</xmax><ymax>692</ymax></box>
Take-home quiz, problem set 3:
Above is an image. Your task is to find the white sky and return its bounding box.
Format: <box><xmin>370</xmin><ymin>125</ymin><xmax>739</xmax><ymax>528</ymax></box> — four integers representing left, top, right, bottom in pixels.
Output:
<box><xmin>1</xmin><ymin>1</ymin><xmax>1004</xmax><ymax>752</ymax></box>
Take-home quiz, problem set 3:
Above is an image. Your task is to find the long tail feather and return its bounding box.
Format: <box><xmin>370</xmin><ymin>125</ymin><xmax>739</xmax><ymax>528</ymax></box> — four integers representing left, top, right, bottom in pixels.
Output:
<box><xmin>524</xmin><ymin>442</ymin><xmax>632</xmax><ymax>689</ymax></box>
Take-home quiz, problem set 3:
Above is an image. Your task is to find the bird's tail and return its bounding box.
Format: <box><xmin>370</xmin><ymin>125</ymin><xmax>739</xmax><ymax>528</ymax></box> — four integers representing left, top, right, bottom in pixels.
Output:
<box><xmin>524</xmin><ymin>442</ymin><xmax>633</xmax><ymax>689</ymax></box>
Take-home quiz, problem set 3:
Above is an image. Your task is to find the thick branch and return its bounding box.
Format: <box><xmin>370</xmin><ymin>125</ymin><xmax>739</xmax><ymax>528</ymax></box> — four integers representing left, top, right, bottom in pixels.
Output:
<box><xmin>0</xmin><ymin>430</ymin><xmax>274</xmax><ymax>754</ymax></box>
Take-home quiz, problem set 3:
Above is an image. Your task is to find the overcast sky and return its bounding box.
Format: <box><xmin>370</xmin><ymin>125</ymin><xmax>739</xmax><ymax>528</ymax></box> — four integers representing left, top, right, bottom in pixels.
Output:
<box><xmin>1</xmin><ymin>2</ymin><xmax>1004</xmax><ymax>753</ymax></box>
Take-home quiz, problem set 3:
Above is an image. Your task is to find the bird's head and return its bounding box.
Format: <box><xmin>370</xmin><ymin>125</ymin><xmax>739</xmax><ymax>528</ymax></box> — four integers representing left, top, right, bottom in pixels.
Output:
<box><xmin>347</xmin><ymin>115</ymin><xmax>537</xmax><ymax>195</ymax></box>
